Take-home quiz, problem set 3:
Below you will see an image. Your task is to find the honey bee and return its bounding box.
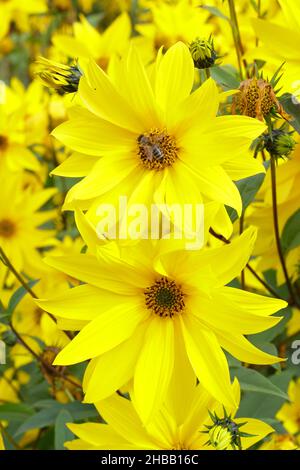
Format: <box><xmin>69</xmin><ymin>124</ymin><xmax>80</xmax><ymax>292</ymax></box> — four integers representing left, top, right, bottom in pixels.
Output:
<box><xmin>138</xmin><ymin>134</ymin><xmax>164</xmax><ymax>162</ymax></box>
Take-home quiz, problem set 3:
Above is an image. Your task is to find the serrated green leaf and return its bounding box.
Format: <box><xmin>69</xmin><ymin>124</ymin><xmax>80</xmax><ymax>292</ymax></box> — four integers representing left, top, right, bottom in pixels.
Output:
<box><xmin>54</xmin><ymin>410</ymin><xmax>74</xmax><ymax>450</ymax></box>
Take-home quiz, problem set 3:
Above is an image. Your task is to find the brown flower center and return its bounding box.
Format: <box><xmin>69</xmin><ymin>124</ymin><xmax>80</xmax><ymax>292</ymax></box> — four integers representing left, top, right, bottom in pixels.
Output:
<box><xmin>0</xmin><ymin>135</ymin><xmax>8</xmax><ymax>152</ymax></box>
<box><xmin>138</xmin><ymin>128</ymin><xmax>178</xmax><ymax>170</ymax></box>
<box><xmin>0</xmin><ymin>219</ymin><xmax>16</xmax><ymax>238</ymax></box>
<box><xmin>144</xmin><ymin>277</ymin><xmax>185</xmax><ymax>318</ymax></box>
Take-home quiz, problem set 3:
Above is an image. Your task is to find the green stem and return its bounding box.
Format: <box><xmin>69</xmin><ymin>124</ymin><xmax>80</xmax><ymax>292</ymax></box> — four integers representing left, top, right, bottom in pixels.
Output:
<box><xmin>0</xmin><ymin>247</ymin><xmax>37</xmax><ymax>299</ymax></box>
<box><xmin>205</xmin><ymin>68</ymin><xmax>211</xmax><ymax>80</ymax></box>
<box><xmin>209</xmin><ymin>228</ymin><xmax>284</xmax><ymax>299</ymax></box>
<box><xmin>270</xmin><ymin>157</ymin><xmax>298</xmax><ymax>306</ymax></box>
<box><xmin>228</xmin><ymin>0</ymin><xmax>246</xmax><ymax>79</ymax></box>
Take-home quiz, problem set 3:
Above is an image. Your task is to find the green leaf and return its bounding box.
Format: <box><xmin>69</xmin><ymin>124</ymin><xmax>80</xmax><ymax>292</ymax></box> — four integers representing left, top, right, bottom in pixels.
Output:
<box><xmin>210</xmin><ymin>65</ymin><xmax>240</xmax><ymax>90</ymax></box>
<box><xmin>201</xmin><ymin>5</ymin><xmax>230</xmax><ymax>21</ymax></box>
<box><xmin>281</xmin><ymin>208</ymin><xmax>300</xmax><ymax>254</ymax></box>
<box><xmin>227</xmin><ymin>169</ymin><xmax>267</xmax><ymax>222</ymax></box>
<box><xmin>54</xmin><ymin>410</ymin><xmax>74</xmax><ymax>450</ymax></box>
<box><xmin>237</xmin><ymin>370</ymin><xmax>292</xmax><ymax>422</ymax></box>
<box><xmin>15</xmin><ymin>402</ymin><xmax>97</xmax><ymax>436</ymax></box>
<box><xmin>7</xmin><ymin>280</ymin><xmax>39</xmax><ymax>314</ymax></box>
<box><xmin>15</xmin><ymin>405</ymin><xmax>62</xmax><ymax>436</ymax></box>
<box><xmin>279</xmin><ymin>93</ymin><xmax>300</xmax><ymax>134</ymax></box>
<box><xmin>0</xmin><ymin>403</ymin><xmax>34</xmax><ymax>422</ymax></box>
<box><xmin>232</xmin><ymin>367</ymin><xmax>289</xmax><ymax>400</ymax></box>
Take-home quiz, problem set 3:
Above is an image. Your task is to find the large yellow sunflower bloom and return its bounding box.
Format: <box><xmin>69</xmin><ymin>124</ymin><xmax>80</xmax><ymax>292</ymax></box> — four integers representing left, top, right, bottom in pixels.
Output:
<box><xmin>36</xmin><ymin>217</ymin><xmax>286</xmax><ymax>423</ymax></box>
<box><xmin>52</xmin><ymin>42</ymin><xmax>266</xmax><ymax>216</ymax></box>
<box><xmin>65</xmin><ymin>377</ymin><xmax>273</xmax><ymax>450</ymax></box>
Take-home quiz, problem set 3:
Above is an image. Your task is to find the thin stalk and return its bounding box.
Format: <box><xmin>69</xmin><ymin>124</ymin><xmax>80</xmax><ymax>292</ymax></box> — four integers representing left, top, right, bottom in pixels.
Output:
<box><xmin>9</xmin><ymin>322</ymin><xmax>82</xmax><ymax>390</ymax></box>
<box><xmin>209</xmin><ymin>228</ymin><xmax>284</xmax><ymax>299</ymax></box>
<box><xmin>270</xmin><ymin>156</ymin><xmax>298</xmax><ymax>306</ymax></box>
<box><xmin>0</xmin><ymin>247</ymin><xmax>37</xmax><ymax>299</ymax></box>
<box><xmin>0</xmin><ymin>246</ymin><xmax>73</xmax><ymax>339</ymax></box>
<box><xmin>228</xmin><ymin>0</ymin><xmax>246</xmax><ymax>79</ymax></box>
<box><xmin>205</xmin><ymin>68</ymin><xmax>211</xmax><ymax>80</ymax></box>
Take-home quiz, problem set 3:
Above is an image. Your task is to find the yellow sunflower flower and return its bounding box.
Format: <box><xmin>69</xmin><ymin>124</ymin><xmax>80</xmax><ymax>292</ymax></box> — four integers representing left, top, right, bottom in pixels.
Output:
<box><xmin>0</xmin><ymin>103</ymin><xmax>41</xmax><ymax>173</ymax></box>
<box><xmin>36</xmin><ymin>217</ymin><xmax>286</xmax><ymax>422</ymax></box>
<box><xmin>52</xmin><ymin>42</ymin><xmax>266</xmax><ymax>215</ymax></box>
<box><xmin>260</xmin><ymin>433</ymin><xmax>298</xmax><ymax>450</ymax></box>
<box><xmin>0</xmin><ymin>0</ymin><xmax>46</xmax><ymax>39</ymax></box>
<box><xmin>52</xmin><ymin>12</ymin><xmax>132</xmax><ymax>71</ymax></box>
<box><xmin>0</xmin><ymin>430</ymin><xmax>4</xmax><ymax>450</ymax></box>
<box><xmin>251</xmin><ymin>0</ymin><xmax>300</xmax><ymax>93</ymax></box>
<box><xmin>277</xmin><ymin>378</ymin><xmax>300</xmax><ymax>436</ymax></box>
<box><xmin>136</xmin><ymin>0</ymin><xmax>211</xmax><ymax>50</ymax></box>
<box><xmin>65</xmin><ymin>378</ymin><xmax>273</xmax><ymax>450</ymax></box>
<box><xmin>0</xmin><ymin>169</ymin><xmax>57</xmax><ymax>277</ymax></box>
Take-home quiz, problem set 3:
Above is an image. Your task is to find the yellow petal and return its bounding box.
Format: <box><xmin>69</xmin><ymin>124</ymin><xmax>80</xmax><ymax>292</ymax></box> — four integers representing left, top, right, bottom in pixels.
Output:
<box><xmin>134</xmin><ymin>316</ymin><xmax>175</xmax><ymax>424</ymax></box>
<box><xmin>84</xmin><ymin>322</ymin><xmax>146</xmax><ymax>402</ymax></box>
<box><xmin>53</xmin><ymin>299</ymin><xmax>148</xmax><ymax>365</ymax></box>
<box><xmin>180</xmin><ymin>314</ymin><xmax>236</xmax><ymax>408</ymax></box>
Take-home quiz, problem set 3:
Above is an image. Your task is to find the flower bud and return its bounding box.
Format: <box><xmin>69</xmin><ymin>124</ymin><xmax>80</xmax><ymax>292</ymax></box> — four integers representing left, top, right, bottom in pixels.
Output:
<box><xmin>189</xmin><ymin>37</ymin><xmax>218</xmax><ymax>69</ymax></box>
<box><xmin>35</xmin><ymin>57</ymin><xmax>82</xmax><ymax>94</ymax></box>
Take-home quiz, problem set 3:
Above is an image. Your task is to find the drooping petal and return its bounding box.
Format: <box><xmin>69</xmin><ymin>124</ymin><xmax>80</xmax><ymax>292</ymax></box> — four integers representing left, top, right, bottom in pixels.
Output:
<box><xmin>134</xmin><ymin>316</ymin><xmax>175</xmax><ymax>424</ymax></box>
<box><xmin>215</xmin><ymin>329</ymin><xmax>282</xmax><ymax>365</ymax></box>
<box><xmin>97</xmin><ymin>394</ymin><xmax>157</xmax><ymax>449</ymax></box>
<box><xmin>180</xmin><ymin>314</ymin><xmax>236</xmax><ymax>408</ymax></box>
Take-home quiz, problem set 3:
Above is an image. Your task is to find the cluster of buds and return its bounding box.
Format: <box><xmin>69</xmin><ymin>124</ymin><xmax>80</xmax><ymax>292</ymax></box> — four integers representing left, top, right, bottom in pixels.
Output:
<box><xmin>35</xmin><ymin>57</ymin><xmax>82</xmax><ymax>95</ymax></box>
<box><xmin>189</xmin><ymin>36</ymin><xmax>218</xmax><ymax>70</ymax></box>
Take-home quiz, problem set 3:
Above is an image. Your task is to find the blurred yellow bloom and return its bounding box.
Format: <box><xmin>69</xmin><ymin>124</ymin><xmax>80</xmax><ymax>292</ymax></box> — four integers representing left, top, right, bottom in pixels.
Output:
<box><xmin>0</xmin><ymin>0</ymin><xmax>47</xmax><ymax>39</ymax></box>
<box><xmin>0</xmin><ymin>169</ymin><xmax>57</xmax><ymax>276</ymax></box>
<box><xmin>277</xmin><ymin>378</ymin><xmax>300</xmax><ymax>436</ymax></box>
<box><xmin>260</xmin><ymin>433</ymin><xmax>298</xmax><ymax>450</ymax></box>
<box><xmin>52</xmin><ymin>13</ymin><xmax>132</xmax><ymax>70</ymax></box>
<box><xmin>251</xmin><ymin>0</ymin><xmax>300</xmax><ymax>93</ymax></box>
<box><xmin>136</xmin><ymin>0</ymin><xmax>211</xmax><ymax>50</ymax></box>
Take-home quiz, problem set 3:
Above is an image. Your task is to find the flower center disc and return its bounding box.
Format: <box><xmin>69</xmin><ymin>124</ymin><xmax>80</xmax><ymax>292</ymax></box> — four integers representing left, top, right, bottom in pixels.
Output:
<box><xmin>144</xmin><ymin>277</ymin><xmax>185</xmax><ymax>318</ymax></box>
<box><xmin>0</xmin><ymin>219</ymin><xmax>16</xmax><ymax>238</ymax></box>
<box><xmin>0</xmin><ymin>135</ymin><xmax>8</xmax><ymax>152</ymax></box>
<box><xmin>138</xmin><ymin>128</ymin><xmax>178</xmax><ymax>170</ymax></box>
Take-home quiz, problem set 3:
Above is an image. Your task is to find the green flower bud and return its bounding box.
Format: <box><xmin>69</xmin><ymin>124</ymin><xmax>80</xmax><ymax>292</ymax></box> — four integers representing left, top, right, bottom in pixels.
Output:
<box><xmin>189</xmin><ymin>37</ymin><xmax>218</xmax><ymax>69</ymax></box>
<box><xmin>265</xmin><ymin>129</ymin><xmax>296</xmax><ymax>158</ymax></box>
